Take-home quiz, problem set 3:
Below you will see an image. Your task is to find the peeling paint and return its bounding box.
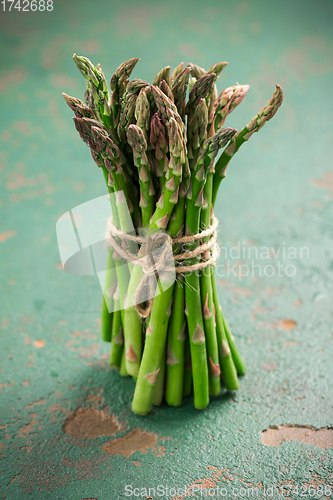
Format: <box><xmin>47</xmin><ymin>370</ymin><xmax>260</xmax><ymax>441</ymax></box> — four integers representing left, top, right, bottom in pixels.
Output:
<box><xmin>16</xmin><ymin>413</ymin><xmax>39</xmax><ymax>438</ymax></box>
<box><xmin>102</xmin><ymin>428</ymin><xmax>169</xmax><ymax>458</ymax></box>
<box><xmin>33</xmin><ymin>339</ymin><xmax>45</xmax><ymax>348</ymax></box>
<box><xmin>261</xmin><ymin>425</ymin><xmax>333</xmax><ymax>449</ymax></box>
<box><xmin>25</xmin><ymin>398</ymin><xmax>46</xmax><ymax>409</ymax></box>
<box><xmin>63</xmin><ymin>407</ymin><xmax>120</xmax><ymax>439</ymax></box>
<box><xmin>278</xmin><ymin>319</ymin><xmax>297</xmax><ymax>331</ymax></box>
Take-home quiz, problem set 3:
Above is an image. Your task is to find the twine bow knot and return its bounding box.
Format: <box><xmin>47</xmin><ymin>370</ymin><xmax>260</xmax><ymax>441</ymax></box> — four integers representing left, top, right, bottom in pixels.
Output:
<box><xmin>106</xmin><ymin>216</ymin><xmax>219</xmax><ymax>318</ymax></box>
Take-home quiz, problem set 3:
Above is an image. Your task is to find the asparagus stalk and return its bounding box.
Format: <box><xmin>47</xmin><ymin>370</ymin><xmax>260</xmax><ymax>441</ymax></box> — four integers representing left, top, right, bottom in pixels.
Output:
<box><xmin>188</xmin><ymin>61</ymin><xmax>228</xmax><ymax>135</ymax></box>
<box><xmin>122</xmin><ymin>103</ymin><xmax>183</xmax><ymax>380</ymax></box>
<box><xmin>62</xmin><ymin>93</ymin><xmax>119</xmax><ymax>344</ymax></box>
<box><xmin>117</xmin><ymin>80</ymin><xmax>149</xmax><ymax>144</ymax></box>
<box><xmin>130</xmin><ymin>117</ymin><xmax>186</xmax><ymax>415</ymax></box>
<box><xmin>62</xmin><ymin>93</ymin><xmax>95</xmax><ymax>119</ymax></box>
<box><xmin>187</xmin><ymin>73</ymin><xmax>217</xmax><ymax>110</ymax></box>
<box><xmin>109</xmin><ymin>286</ymin><xmax>124</xmax><ymax>369</ymax></box>
<box><xmin>186</xmin><ymin>74</ymin><xmax>216</xmax><ymax>167</ymax></box>
<box><xmin>184</xmin><ymin>128</ymin><xmax>236</xmax><ymax>407</ymax></box>
<box><xmin>187</xmin><ymin>98</ymin><xmax>209</xmax><ymax>167</ymax></box>
<box><xmin>152</xmin><ymin>66</ymin><xmax>171</xmax><ymax>87</ymax></box>
<box><xmin>65</xmin><ymin>108</ymin><xmax>122</xmax><ymax>348</ymax></box>
<box><xmin>159</xmin><ymin>79</ymin><xmax>174</xmax><ymax>102</ymax></box>
<box><xmin>164</xmin><ymin>183</ymin><xmax>187</xmax><ymax>407</ymax></box>
<box><xmin>170</xmin><ymin>61</ymin><xmax>184</xmax><ymax>83</ymax></box>
<box><xmin>110</xmin><ymin>58</ymin><xmax>140</xmax><ymax>127</ymax></box>
<box><xmin>188</xmin><ymin>63</ymin><xmax>206</xmax><ymax>79</ymax></box>
<box><xmin>101</xmin><ymin>249</ymin><xmax>116</xmax><ymax>342</ymax></box>
<box><xmin>210</xmin><ymin>87</ymin><xmax>283</xmax><ymax>382</ymax></box>
<box><xmin>205</xmin><ymin>62</ymin><xmax>228</xmax><ymax>134</ymax></box>
<box><xmin>183</xmin><ymin>149</ymin><xmax>211</xmax><ymax>409</ymax></box>
<box><xmin>183</xmin><ymin>333</ymin><xmax>192</xmax><ymax>397</ymax></box>
<box><xmin>127</xmin><ymin>125</ymin><xmax>155</xmax><ymax>228</ymax></box>
<box><xmin>212</xmin><ymin>85</ymin><xmax>284</xmax><ymax>205</ymax></box>
<box><xmin>201</xmin><ymin>86</ymin><xmax>250</xmax><ymax>390</ymax></box>
<box><xmin>151</xmin><ymin>85</ymin><xmax>187</xmax><ymax>142</ymax></box>
<box><xmin>222</xmin><ymin>313</ymin><xmax>247</xmax><ymax>376</ymax></box>
<box><xmin>79</xmin><ymin>120</ymin><xmax>144</xmax><ymax>377</ymax></box>
<box><xmin>117</xmin><ymin>91</ymin><xmax>137</xmax><ymax>144</ymax></box>
<box><xmin>101</xmin><ymin>296</ymin><xmax>113</xmax><ymax>342</ymax></box>
<box><xmin>73</xmin><ymin>54</ymin><xmax>112</xmax><ymax>127</ymax></box>
<box><xmin>70</xmin><ymin>56</ymin><xmax>142</xmax><ymax>223</ymax></box>
<box><xmin>171</xmin><ymin>67</ymin><xmax>191</xmax><ymax>121</ymax></box>
<box><xmin>211</xmin><ymin>271</ymin><xmax>240</xmax><ymax>388</ymax></box>
<box><xmin>149</xmin><ymin>112</ymin><xmax>169</xmax><ymax>194</ymax></box>
<box><xmin>135</xmin><ymin>86</ymin><xmax>151</xmax><ymax>142</ymax></box>
<box><xmin>199</xmin><ymin>128</ymin><xmax>237</xmax><ymax>395</ymax></box>
<box><xmin>151</xmin><ymin>344</ymin><xmax>166</xmax><ymax>406</ymax></box>
<box><xmin>119</xmin><ymin>348</ymin><xmax>129</xmax><ymax>377</ymax></box>
<box><xmin>213</xmin><ymin>84</ymin><xmax>249</xmax><ymax>131</ymax></box>
<box><xmin>165</xmin><ymin>280</ymin><xmax>186</xmax><ymax>406</ymax></box>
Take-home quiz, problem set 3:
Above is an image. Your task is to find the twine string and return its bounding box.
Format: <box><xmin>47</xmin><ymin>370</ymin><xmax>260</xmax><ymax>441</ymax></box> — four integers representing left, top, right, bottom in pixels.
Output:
<box><xmin>106</xmin><ymin>216</ymin><xmax>219</xmax><ymax>318</ymax></box>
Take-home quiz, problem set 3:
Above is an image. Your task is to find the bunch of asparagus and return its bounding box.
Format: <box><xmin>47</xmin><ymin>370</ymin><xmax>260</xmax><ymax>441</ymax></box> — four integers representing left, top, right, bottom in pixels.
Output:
<box><xmin>63</xmin><ymin>55</ymin><xmax>283</xmax><ymax>415</ymax></box>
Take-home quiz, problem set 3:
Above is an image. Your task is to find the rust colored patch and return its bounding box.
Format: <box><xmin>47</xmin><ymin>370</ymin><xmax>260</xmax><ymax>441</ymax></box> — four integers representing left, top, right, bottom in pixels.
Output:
<box><xmin>5</xmin><ymin>168</ymin><xmax>54</xmax><ymax>200</ymax></box>
<box><xmin>34</xmin><ymin>339</ymin><xmax>45</xmax><ymax>348</ymax></box>
<box><xmin>132</xmin><ymin>460</ymin><xmax>142</xmax><ymax>466</ymax></box>
<box><xmin>19</xmin><ymin>446</ymin><xmax>31</xmax><ymax>453</ymax></box>
<box><xmin>262</xmin><ymin>361</ymin><xmax>277</xmax><ymax>371</ymax></box>
<box><xmin>18</xmin><ymin>454</ymin><xmax>105</xmax><ymax>494</ymax></box>
<box><xmin>77</xmin><ymin>343</ymin><xmax>101</xmax><ymax>360</ymax></box>
<box><xmin>102</xmin><ymin>428</ymin><xmax>164</xmax><ymax>458</ymax></box>
<box><xmin>292</xmin><ymin>299</ymin><xmax>303</xmax><ymax>308</ymax></box>
<box><xmin>82</xmin><ymin>40</ymin><xmax>101</xmax><ymax>54</ymax></box>
<box><xmin>7</xmin><ymin>475</ymin><xmax>19</xmax><ymax>486</ymax></box>
<box><xmin>0</xmin><ymin>381</ymin><xmax>16</xmax><ymax>389</ymax></box>
<box><xmin>265</xmin><ymin>286</ymin><xmax>284</xmax><ymax>297</ymax></box>
<box><xmin>179</xmin><ymin>43</ymin><xmax>199</xmax><ymax>57</ymax></box>
<box><xmin>14</xmin><ymin>121</ymin><xmax>33</xmax><ymax>136</ymax></box>
<box><xmin>0</xmin><ymin>66</ymin><xmax>27</xmax><ymax>94</ymax></box>
<box><xmin>0</xmin><ymin>230</ymin><xmax>16</xmax><ymax>242</ymax></box>
<box><xmin>278</xmin><ymin>319</ymin><xmax>297</xmax><ymax>331</ymax></box>
<box><xmin>73</xmin><ymin>181</ymin><xmax>86</xmax><ymax>192</ymax></box>
<box><xmin>50</xmin><ymin>74</ymin><xmax>78</xmax><ymax>89</ymax></box>
<box><xmin>261</xmin><ymin>425</ymin><xmax>333</xmax><ymax>449</ymax></box>
<box><xmin>1</xmin><ymin>130</ymin><xmax>11</xmax><ymax>141</ymax></box>
<box><xmin>63</xmin><ymin>407</ymin><xmax>120</xmax><ymax>439</ymax></box>
<box><xmin>313</xmin><ymin>172</ymin><xmax>333</xmax><ymax>197</ymax></box>
<box><xmin>170</xmin><ymin>462</ymin><xmax>333</xmax><ymax>500</ymax></box>
<box><xmin>17</xmin><ymin>413</ymin><xmax>39</xmax><ymax>438</ymax></box>
<box><xmin>0</xmin><ymin>318</ymin><xmax>9</xmax><ymax>329</ymax></box>
<box><xmin>64</xmin><ymin>339</ymin><xmax>75</xmax><ymax>348</ymax></box>
<box><xmin>251</xmin><ymin>300</ymin><xmax>272</xmax><ymax>321</ymax></box>
<box><xmin>72</xmin><ymin>330</ymin><xmax>83</xmax><ymax>337</ymax></box>
<box><xmin>25</xmin><ymin>398</ymin><xmax>46</xmax><ymax>409</ymax></box>
<box><xmin>47</xmin><ymin>402</ymin><xmax>71</xmax><ymax>423</ymax></box>
<box><xmin>86</xmin><ymin>394</ymin><xmax>103</xmax><ymax>406</ymax></box>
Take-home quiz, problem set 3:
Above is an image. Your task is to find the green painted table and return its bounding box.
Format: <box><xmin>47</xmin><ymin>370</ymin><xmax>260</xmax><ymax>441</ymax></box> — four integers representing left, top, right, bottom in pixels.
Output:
<box><xmin>1</xmin><ymin>0</ymin><xmax>332</xmax><ymax>498</ymax></box>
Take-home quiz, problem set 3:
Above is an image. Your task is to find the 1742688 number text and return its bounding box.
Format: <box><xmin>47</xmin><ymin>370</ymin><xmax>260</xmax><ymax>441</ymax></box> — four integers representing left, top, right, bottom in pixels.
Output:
<box><xmin>1</xmin><ymin>0</ymin><xmax>53</xmax><ymax>11</ymax></box>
